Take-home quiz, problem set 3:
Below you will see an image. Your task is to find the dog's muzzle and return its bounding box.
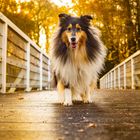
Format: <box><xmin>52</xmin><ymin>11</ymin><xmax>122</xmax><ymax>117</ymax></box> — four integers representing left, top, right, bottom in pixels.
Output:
<box><xmin>70</xmin><ymin>37</ymin><xmax>77</xmax><ymax>48</ymax></box>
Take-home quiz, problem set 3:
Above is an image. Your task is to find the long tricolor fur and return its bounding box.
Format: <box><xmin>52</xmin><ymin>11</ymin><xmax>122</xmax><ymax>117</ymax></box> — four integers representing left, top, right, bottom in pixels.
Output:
<box><xmin>51</xmin><ymin>13</ymin><xmax>107</xmax><ymax>105</ymax></box>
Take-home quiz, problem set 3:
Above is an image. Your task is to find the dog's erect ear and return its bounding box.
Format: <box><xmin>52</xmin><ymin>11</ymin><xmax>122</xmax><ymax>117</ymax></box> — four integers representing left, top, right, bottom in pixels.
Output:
<box><xmin>59</xmin><ymin>13</ymin><xmax>69</xmax><ymax>19</ymax></box>
<box><xmin>59</xmin><ymin>13</ymin><xmax>70</xmax><ymax>23</ymax></box>
<box><xmin>80</xmin><ymin>15</ymin><xmax>93</xmax><ymax>24</ymax></box>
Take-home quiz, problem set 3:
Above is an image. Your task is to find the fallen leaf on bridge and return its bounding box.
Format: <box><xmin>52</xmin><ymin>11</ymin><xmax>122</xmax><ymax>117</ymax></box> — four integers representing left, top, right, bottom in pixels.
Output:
<box><xmin>18</xmin><ymin>97</ymin><xmax>24</xmax><ymax>100</ymax></box>
<box><xmin>86</xmin><ymin>123</ymin><xmax>97</xmax><ymax>128</ymax></box>
<box><xmin>77</xmin><ymin>129</ymin><xmax>84</xmax><ymax>132</ymax></box>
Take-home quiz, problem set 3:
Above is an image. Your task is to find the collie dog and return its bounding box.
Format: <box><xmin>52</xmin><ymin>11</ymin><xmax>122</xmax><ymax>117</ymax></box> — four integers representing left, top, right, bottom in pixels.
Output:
<box><xmin>51</xmin><ymin>13</ymin><xmax>107</xmax><ymax>105</ymax></box>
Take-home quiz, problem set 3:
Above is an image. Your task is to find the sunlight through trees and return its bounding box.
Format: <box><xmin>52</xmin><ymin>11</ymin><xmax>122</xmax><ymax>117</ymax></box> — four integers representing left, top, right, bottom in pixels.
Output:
<box><xmin>0</xmin><ymin>0</ymin><xmax>139</xmax><ymax>74</ymax></box>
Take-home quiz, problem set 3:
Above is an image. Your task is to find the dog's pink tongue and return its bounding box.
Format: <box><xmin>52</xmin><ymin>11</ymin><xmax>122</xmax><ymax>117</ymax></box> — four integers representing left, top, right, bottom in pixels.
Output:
<box><xmin>71</xmin><ymin>43</ymin><xmax>76</xmax><ymax>48</ymax></box>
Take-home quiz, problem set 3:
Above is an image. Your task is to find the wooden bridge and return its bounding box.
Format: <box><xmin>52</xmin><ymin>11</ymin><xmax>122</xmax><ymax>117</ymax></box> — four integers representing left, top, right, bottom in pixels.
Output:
<box><xmin>0</xmin><ymin>90</ymin><xmax>140</xmax><ymax>140</ymax></box>
<box><xmin>0</xmin><ymin>13</ymin><xmax>140</xmax><ymax>140</ymax></box>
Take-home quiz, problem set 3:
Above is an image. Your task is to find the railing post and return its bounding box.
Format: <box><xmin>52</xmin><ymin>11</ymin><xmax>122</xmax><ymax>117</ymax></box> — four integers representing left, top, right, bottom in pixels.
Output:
<box><xmin>111</xmin><ymin>72</ymin><xmax>112</xmax><ymax>89</ymax></box>
<box><xmin>102</xmin><ymin>78</ymin><xmax>103</xmax><ymax>89</ymax></box>
<box><xmin>105</xmin><ymin>75</ymin><xmax>107</xmax><ymax>88</ymax></box>
<box><xmin>107</xmin><ymin>74</ymin><xmax>109</xmax><ymax>88</ymax></box>
<box><xmin>107</xmin><ymin>73</ymin><xmax>109</xmax><ymax>89</ymax></box>
<box><xmin>26</xmin><ymin>43</ymin><xmax>30</xmax><ymax>92</ymax></box>
<box><xmin>109</xmin><ymin>73</ymin><xmax>110</xmax><ymax>89</ymax></box>
<box><xmin>102</xmin><ymin>78</ymin><xmax>105</xmax><ymax>88</ymax></box>
<box><xmin>103</xmin><ymin>78</ymin><xmax>105</xmax><ymax>89</ymax></box>
<box><xmin>105</xmin><ymin>77</ymin><xmax>106</xmax><ymax>89</ymax></box>
<box><xmin>107</xmin><ymin>74</ymin><xmax>109</xmax><ymax>89</ymax></box>
<box><xmin>1</xmin><ymin>23</ymin><xmax>7</xmax><ymax>93</ymax></box>
<box><xmin>101</xmin><ymin>78</ymin><xmax>104</xmax><ymax>87</ymax></box>
<box><xmin>106</xmin><ymin>75</ymin><xmax>107</xmax><ymax>88</ymax></box>
<box><xmin>131</xmin><ymin>58</ymin><xmax>135</xmax><ymax>89</ymax></box>
<box><xmin>114</xmin><ymin>70</ymin><xmax>116</xmax><ymax>89</ymax></box>
<box><xmin>48</xmin><ymin>59</ymin><xmax>51</xmax><ymax>89</ymax></box>
<box><xmin>40</xmin><ymin>52</ymin><xmax>43</xmax><ymax>90</ymax></box>
<box><xmin>124</xmin><ymin>63</ymin><xmax>126</xmax><ymax>89</ymax></box>
<box><xmin>109</xmin><ymin>74</ymin><xmax>110</xmax><ymax>89</ymax></box>
<box><xmin>118</xmin><ymin>67</ymin><xmax>120</xmax><ymax>89</ymax></box>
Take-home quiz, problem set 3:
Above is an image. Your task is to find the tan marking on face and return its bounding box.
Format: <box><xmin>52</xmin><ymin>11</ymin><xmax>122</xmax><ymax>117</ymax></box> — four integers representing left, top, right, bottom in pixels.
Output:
<box><xmin>61</xmin><ymin>24</ymin><xmax>73</xmax><ymax>45</ymax></box>
<box><xmin>75</xmin><ymin>30</ymin><xmax>88</xmax><ymax>63</ymax></box>
<box><xmin>61</xmin><ymin>23</ymin><xmax>88</xmax><ymax>63</ymax></box>
<box><xmin>67</xmin><ymin>24</ymin><xmax>72</xmax><ymax>29</ymax></box>
<box><xmin>61</xmin><ymin>31</ymin><xmax>69</xmax><ymax>47</ymax></box>
<box><xmin>65</xmin><ymin>24</ymin><xmax>73</xmax><ymax>42</ymax></box>
<box><xmin>76</xmin><ymin>24</ymin><xmax>81</xmax><ymax>29</ymax></box>
<box><xmin>78</xmin><ymin>31</ymin><xmax>87</xmax><ymax>45</ymax></box>
<box><xmin>75</xmin><ymin>24</ymin><xmax>82</xmax><ymax>42</ymax></box>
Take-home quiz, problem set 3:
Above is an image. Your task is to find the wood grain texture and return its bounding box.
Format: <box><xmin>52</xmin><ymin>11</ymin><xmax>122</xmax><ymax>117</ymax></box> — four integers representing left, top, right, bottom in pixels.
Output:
<box><xmin>0</xmin><ymin>90</ymin><xmax>140</xmax><ymax>140</ymax></box>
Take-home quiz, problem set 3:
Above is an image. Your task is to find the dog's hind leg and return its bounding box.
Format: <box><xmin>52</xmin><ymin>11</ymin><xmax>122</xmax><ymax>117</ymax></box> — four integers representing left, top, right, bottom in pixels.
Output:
<box><xmin>57</xmin><ymin>80</ymin><xmax>65</xmax><ymax>104</ymax></box>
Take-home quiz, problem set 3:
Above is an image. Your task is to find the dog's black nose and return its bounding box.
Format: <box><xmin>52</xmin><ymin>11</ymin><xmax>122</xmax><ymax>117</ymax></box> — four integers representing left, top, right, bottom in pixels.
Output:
<box><xmin>71</xmin><ymin>37</ymin><xmax>76</xmax><ymax>42</ymax></box>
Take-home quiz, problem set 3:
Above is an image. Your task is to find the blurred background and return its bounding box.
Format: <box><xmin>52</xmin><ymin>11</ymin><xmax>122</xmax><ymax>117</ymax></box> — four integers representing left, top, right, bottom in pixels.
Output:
<box><xmin>0</xmin><ymin>0</ymin><xmax>139</xmax><ymax>76</ymax></box>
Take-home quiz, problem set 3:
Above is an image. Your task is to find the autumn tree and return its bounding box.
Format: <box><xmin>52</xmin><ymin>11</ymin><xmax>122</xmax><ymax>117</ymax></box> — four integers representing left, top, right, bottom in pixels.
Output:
<box><xmin>72</xmin><ymin>0</ymin><xmax>140</xmax><ymax>75</ymax></box>
<box><xmin>0</xmin><ymin>0</ymin><xmax>139</xmax><ymax>74</ymax></box>
<box><xmin>0</xmin><ymin>0</ymin><xmax>35</xmax><ymax>35</ymax></box>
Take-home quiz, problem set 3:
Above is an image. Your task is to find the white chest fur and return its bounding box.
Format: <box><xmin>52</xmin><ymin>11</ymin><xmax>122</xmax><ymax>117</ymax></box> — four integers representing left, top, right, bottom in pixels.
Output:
<box><xmin>52</xmin><ymin>57</ymin><xmax>98</xmax><ymax>91</ymax></box>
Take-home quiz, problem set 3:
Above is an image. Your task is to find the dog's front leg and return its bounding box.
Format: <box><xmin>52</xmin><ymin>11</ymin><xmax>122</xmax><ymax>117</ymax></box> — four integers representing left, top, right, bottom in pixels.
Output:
<box><xmin>57</xmin><ymin>81</ymin><xmax>72</xmax><ymax>106</ymax></box>
<box><xmin>71</xmin><ymin>87</ymin><xmax>78</xmax><ymax>101</ymax></box>
<box><xmin>85</xmin><ymin>86</ymin><xmax>93</xmax><ymax>103</ymax></box>
<box><xmin>86</xmin><ymin>87</ymin><xmax>92</xmax><ymax>103</ymax></box>
<box><xmin>57</xmin><ymin>80</ymin><xmax>65</xmax><ymax>104</ymax></box>
<box><xmin>64</xmin><ymin>88</ymin><xmax>73</xmax><ymax>106</ymax></box>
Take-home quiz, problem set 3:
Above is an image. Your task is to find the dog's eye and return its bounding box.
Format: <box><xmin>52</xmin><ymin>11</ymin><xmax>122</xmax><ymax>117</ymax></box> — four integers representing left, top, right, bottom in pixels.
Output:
<box><xmin>76</xmin><ymin>27</ymin><xmax>81</xmax><ymax>32</ymax></box>
<box><xmin>67</xmin><ymin>27</ymin><xmax>72</xmax><ymax>32</ymax></box>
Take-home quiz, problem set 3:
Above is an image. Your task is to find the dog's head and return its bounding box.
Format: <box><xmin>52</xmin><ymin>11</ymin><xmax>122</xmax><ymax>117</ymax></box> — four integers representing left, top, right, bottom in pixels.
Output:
<box><xmin>59</xmin><ymin>13</ymin><xmax>93</xmax><ymax>49</ymax></box>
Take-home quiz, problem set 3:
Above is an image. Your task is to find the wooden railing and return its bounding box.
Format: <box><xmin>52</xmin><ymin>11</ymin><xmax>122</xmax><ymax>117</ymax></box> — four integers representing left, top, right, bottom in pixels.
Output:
<box><xmin>100</xmin><ymin>50</ymin><xmax>140</xmax><ymax>89</ymax></box>
<box><xmin>0</xmin><ymin>12</ymin><xmax>51</xmax><ymax>93</ymax></box>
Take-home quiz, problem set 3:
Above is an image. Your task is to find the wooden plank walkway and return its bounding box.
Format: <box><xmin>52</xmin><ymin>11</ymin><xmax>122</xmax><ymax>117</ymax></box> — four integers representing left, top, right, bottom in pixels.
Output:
<box><xmin>0</xmin><ymin>90</ymin><xmax>140</xmax><ymax>140</ymax></box>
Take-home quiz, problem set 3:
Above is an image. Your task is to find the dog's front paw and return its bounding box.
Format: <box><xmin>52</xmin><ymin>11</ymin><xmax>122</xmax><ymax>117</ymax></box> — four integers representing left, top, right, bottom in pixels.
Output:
<box><xmin>63</xmin><ymin>101</ymin><xmax>73</xmax><ymax>106</ymax></box>
<box><xmin>83</xmin><ymin>97</ymin><xmax>93</xmax><ymax>104</ymax></box>
<box><xmin>58</xmin><ymin>95</ymin><xmax>64</xmax><ymax>104</ymax></box>
<box><xmin>86</xmin><ymin>99</ymin><xmax>93</xmax><ymax>104</ymax></box>
<box><xmin>64</xmin><ymin>89</ymin><xmax>73</xmax><ymax>106</ymax></box>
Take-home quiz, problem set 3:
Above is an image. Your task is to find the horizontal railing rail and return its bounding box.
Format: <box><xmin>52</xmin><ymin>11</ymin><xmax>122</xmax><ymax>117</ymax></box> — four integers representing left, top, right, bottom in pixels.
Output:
<box><xmin>100</xmin><ymin>50</ymin><xmax>140</xmax><ymax>89</ymax></box>
<box><xmin>0</xmin><ymin>12</ymin><xmax>51</xmax><ymax>93</ymax></box>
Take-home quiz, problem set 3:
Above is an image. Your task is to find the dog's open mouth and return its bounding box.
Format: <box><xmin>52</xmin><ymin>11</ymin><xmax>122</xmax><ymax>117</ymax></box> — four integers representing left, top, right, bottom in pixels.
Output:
<box><xmin>71</xmin><ymin>42</ymin><xmax>77</xmax><ymax>48</ymax></box>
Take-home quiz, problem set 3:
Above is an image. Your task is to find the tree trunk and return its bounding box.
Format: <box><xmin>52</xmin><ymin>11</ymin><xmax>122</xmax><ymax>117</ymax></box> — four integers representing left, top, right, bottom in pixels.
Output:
<box><xmin>136</xmin><ymin>0</ymin><xmax>140</xmax><ymax>49</ymax></box>
<box><xmin>124</xmin><ymin>0</ymin><xmax>137</xmax><ymax>55</ymax></box>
